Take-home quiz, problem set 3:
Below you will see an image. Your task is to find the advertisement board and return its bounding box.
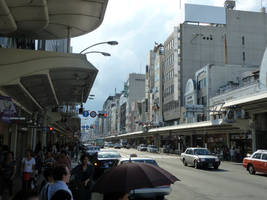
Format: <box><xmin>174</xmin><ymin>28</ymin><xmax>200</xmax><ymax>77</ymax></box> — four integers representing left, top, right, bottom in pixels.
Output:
<box><xmin>185</xmin><ymin>4</ymin><xmax>226</xmax><ymax>24</ymax></box>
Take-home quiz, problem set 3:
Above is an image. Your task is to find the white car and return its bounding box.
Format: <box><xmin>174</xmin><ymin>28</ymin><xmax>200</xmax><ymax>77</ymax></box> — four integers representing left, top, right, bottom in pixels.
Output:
<box><xmin>119</xmin><ymin>157</ymin><xmax>170</xmax><ymax>199</ymax></box>
<box><xmin>137</xmin><ymin>144</ymin><xmax>147</xmax><ymax>151</ymax></box>
<box><xmin>147</xmin><ymin>145</ymin><xmax>158</xmax><ymax>153</ymax></box>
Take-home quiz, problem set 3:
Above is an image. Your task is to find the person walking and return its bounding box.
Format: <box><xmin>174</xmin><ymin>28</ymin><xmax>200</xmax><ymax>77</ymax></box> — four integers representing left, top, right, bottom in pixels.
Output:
<box><xmin>55</xmin><ymin>151</ymin><xmax>71</xmax><ymax>170</ymax></box>
<box><xmin>0</xmin><ymin>151</ymin><xmax>16</xmax><ymax>198</ymax></box>
<box><xmin>71</xmin><ymin>154</ymin><xmax>94</xmax><ymax>200</ymax></box>
<box><xmin>230</xmin><ymin>147</ymin><xmax>235</xmax><ymax>161</ymax></box>
<box><xmin>43</xmin><ymin>152</ymin><xmax>55</xmax><ymax>170</ymax></box>
<box><xmin>21</xmin><ymin>150</ymin><xmax>36</xmax><ymax>192</ymax></box>
<box><xmin>47</xmin><ymin>165</ymin><xmax>73</xmax><ymax>200</ymax></box>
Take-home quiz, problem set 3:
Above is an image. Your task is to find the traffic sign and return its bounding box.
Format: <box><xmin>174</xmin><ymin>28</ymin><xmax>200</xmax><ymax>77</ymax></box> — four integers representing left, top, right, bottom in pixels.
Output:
<box><xmin>83</xmin><ymin>111</ymin><xmax>89</xmax><ymax>117</ymax></box>
<box><xmin>90</xmin><ymin>111</ymin><xmax>97</xmax><ymax>118</ymax></box>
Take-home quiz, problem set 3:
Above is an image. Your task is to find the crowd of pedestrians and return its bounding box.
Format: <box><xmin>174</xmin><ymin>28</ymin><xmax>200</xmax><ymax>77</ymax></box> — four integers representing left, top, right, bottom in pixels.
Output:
<box><xmin>0</xmin><ymin>142</ymin><xmax>97</xmax><ymax>200</ymax></box>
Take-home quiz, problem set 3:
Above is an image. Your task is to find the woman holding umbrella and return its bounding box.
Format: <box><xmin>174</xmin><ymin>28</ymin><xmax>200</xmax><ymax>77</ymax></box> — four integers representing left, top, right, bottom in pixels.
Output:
<box><xmin>70</xmin><ymin>153</ymin><xmax>94</xmax><ymax>200</ymax></box>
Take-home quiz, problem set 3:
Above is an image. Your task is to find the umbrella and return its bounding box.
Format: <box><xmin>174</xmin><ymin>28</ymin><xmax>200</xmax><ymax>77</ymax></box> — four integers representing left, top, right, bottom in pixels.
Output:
<box><xmin>92</xmin><ymin>162</ymin><xmax>179</xmax><ymax>193</ymax></box>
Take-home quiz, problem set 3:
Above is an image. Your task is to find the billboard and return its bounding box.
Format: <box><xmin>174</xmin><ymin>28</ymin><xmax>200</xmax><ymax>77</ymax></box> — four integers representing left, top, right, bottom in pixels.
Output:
<box><xmin>185</xmin><ymin>4</ymin><xmax>226</xmax><ymax>24</ymax></box>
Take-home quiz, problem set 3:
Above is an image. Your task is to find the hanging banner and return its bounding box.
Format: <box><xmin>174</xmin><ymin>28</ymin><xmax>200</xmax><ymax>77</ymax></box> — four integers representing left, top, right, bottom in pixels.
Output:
<box><xmin>0</xmin><ymin>96</ymin><xmax>16</xmax><ymax>123</ymax></box>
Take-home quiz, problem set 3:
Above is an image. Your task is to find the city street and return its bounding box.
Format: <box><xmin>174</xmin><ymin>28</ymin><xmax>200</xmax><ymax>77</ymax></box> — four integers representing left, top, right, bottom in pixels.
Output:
<box><xmin>112</xmin><ymin>148</ymin><xmax>267</xmax><ymax>200</ymax></box>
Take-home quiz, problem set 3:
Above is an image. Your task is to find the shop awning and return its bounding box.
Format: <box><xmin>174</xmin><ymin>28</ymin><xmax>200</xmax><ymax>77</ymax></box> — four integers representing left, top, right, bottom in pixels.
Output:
<box><xmin>223</xmin><ymin>90</ymin><xmax>267</xmax><ymax>113</ymax></box>
<box><xmin>105</xmin><ymin>119</ymin><xmax>242</xmax><ymax>140</ymax></box>
<box><xmin>0</xmin><ymin>0</ymin><xmax>108</xmax><ymax>39</ymax></box>
<box><xmin>0</xmin><ymin>48</ymin><xmax>98</xmax><ymax>113</ymax></box>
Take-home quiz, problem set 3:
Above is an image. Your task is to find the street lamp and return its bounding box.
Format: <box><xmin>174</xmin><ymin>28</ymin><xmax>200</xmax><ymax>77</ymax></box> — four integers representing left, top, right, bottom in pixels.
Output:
<box><xmin>79</xmin><ymin>41</ymin><xmax>118</xmax><ymax>54</ymax></box>
<box><xmin>84</xmin><ymin>51</ymin><xmax>111</xmax><ymax>56</ymax></box>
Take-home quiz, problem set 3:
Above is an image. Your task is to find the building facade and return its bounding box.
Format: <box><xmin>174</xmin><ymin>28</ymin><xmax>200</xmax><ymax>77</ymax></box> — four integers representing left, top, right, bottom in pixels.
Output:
<box><xmin>184</xmin><ymin>64</ymin><xmax>258</xmax><ymax>123</ymax></box>
<box><xmin>162</xmin><ymin>27</ymin><xmax>180</xmax><ymax>125</ymax></box>
<box><xmin>175</xmin><ymin>4</ymin><xmax>267</xmax><ymax>122</ymax></box>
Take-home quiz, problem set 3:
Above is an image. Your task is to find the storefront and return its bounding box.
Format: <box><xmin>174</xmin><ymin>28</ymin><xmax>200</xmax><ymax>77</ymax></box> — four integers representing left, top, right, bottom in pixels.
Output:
<box><xmin>206</xmin><ymin>134</ymin><xmax>227</xmax><ymax>153</ymax></box>
<box><xmin>230</xmin><ymin>133</ymin><xmax>252</xmax><ymax>156</ymax></box>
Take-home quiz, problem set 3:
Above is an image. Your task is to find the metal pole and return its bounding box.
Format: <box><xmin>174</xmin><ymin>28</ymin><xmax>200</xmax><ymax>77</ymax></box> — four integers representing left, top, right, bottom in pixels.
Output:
<box><xmin>67</xmin><ymin>26</ymin><xmax>71</xmax><ymax>53</ymax></box>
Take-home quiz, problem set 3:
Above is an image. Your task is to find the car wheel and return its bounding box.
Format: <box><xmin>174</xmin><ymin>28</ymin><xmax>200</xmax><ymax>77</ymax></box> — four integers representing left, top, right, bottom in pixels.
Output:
<box><xmin>213</xmin><ymin>165</ymin><xmax>219</xmax><ymax>170</ymax></box>
<box><xmin>194</xmin><ymin>160</ymin><xmax>199</xmax><ymax>169</ymax></box>
<box><xmin>183</xmin><ymin>159</ymin><xmax>187</xmax><ymax>166</ymax></box>
<box><xmin>248</xmin><ymin>164</ymin><xmax>256</xmax><ymax>175</ymax></box>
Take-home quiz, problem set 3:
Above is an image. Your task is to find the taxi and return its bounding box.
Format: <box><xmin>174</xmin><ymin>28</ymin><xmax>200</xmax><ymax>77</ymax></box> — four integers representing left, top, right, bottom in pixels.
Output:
<box><xmin>243</xmin><ymin>150</ymin><xmax>267</xmax><ymax>175</ymax></box>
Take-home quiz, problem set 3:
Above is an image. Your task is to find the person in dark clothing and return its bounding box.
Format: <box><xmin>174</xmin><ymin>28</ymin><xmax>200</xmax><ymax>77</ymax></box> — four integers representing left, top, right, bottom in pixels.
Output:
<box><xmin>0</xmin><ymin>151</ymin><xmax>16</xmax><ymax>197</ymax></box>
<box><xmin>70</xmin><ymin>153</ymin><xmax>94</xmax><ymax>200</ymax></box>
<box><xmin>51</xmin><ymin>189</ymin><xmax>71</xmax><ymax>200</ymax></box>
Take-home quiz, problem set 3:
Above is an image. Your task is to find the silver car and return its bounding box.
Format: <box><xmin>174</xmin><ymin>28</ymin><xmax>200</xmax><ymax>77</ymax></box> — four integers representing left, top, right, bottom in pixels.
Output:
<box><xmin>119</xmin><ymin>157</ymin><xmax>171</xmax><ymax>199</ymax></box>
<box><xmin>181</xmin><ymin>147</ymin><xmax>221</xmax><ymax>169</ymax></box>
<box><xmin>137</xmin><ymin>144</ymin><xmax>147</xmax><ymax>151</ymax></box>
<box><xmin>147</xmin><ymin>145</ymin><xmax>158</xmax><ymax>153</ymax></box>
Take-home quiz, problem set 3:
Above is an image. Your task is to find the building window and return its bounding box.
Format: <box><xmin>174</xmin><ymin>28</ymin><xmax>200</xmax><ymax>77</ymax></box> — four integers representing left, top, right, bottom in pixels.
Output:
<box><xmin>198</xmin><ymin>79</ymin><xmax>206</xmax><ymax>89</ymax></box>
<box><xmin>242</xmin><ymin>36</ymin><xmax>245</xmax><ymax>45</ymax></box>
<box><xmin>243</xmin><ymin>52</ymin><xmax>246</xmax><ymax>62</ymax></box>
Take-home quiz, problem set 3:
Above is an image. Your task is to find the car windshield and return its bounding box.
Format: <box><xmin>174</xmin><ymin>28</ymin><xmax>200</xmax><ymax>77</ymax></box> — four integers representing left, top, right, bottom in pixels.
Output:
<box><xmin>194</xmin><ymin>149</ymin><xmax>211</xmax><ymax>155</ymax></box>
<box><xmin>98</xmin><ymin>152</ymin><xmax>121</xmax><ymax>158</ymax></box>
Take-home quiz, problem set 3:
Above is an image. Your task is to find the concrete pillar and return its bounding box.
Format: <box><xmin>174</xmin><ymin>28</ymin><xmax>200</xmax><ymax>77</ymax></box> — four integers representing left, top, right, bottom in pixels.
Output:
<box><xmin>155</xmin><ymin>134</ymin><xmax>160</xmax><ymax>148</ymax></box>
<box><xmin>251</xmin><ymin>114</ymin><xmax>256</xmax><ymax>152</ymax></box>
<box><xmin>226</xmin><ymin>133</ymin><xmax>230</xmax><ymax>148</ymax></box>
<box><xmin>42</xmin><ymin>115</ymin><xmax>47</xmax><ymax>149</ymax></box>
<box><xmin>10</xmin><ymin>124</ymin><xmax>18</xmax><ymax>159</ymax></box>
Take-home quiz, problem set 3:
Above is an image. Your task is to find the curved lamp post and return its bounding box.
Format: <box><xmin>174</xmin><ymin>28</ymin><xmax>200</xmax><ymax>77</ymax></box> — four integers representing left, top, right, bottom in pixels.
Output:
<box><xmin>83</xmin><ymin>51</ymin><xmax>111</xmax><ymax>56</ymax></box>
<box><xmin>79</xmin><ymin>41</ymin><xmax>118</xmax><ymax>54</ymax></box>
<box><xmin>84</xmin><ymin>51</ymin><xmax>111</xmax><ymax>56</ymax></box>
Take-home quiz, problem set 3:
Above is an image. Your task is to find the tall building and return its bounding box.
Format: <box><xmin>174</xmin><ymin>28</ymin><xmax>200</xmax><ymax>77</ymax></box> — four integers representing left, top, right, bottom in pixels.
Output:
<box><xmin>125</xmin><ymin>73</ymin><xmax>145</xmax><ymax>132</ymax></box>
<box><xmin>162</xmin><ymin>27</ymin><xmax>180</xmax><ymax>125</ymax></box>
<box><xmin>162</xmin><ymin>3</ymin><xmax>267</xmax><ymax>124</ymax></box>
<box><xmin>146</xmin><ymin>50</ymin><xmax>156</xmax><ymax>123</ymax></box>
<box><xmin>147</xmin><ymin>45</ymin><xmax>164</xmax><ymax>126</ymax></box>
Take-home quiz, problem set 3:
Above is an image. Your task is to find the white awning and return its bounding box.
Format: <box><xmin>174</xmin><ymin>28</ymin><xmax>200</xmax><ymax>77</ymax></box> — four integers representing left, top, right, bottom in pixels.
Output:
<box><xmin>0</xmin><ymin>48</ymin><xmax>98</xmax><ymax>112</ymax></box>
<box><xmin>0</xmin><ymin>0</ymin><xmax>108</xmax><ymax>39</ymax></box>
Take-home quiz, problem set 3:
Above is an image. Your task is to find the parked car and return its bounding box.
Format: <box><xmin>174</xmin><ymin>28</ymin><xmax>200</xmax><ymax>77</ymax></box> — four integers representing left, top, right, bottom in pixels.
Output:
<box><xmin>119</xmin><ymin>157</ymin><xmax>170</xmax><ymax>199</ymax></box>
<box><xmin>114</xmin><ymin>143</ymin><xmax>121</xmax><ymax>149</ymax></box>
<box><xmin>147</xmin><ymin>145</ymin><xmax>158</xmax><ymax>153</ymax></box>
<box><xmin>181</xmin><ymin>148</ymin><xmax>221</xmax><ymax>169</ymax></box>
<box><xmin>137</xmin><ymin>144</ymin><xmax>147</xmax><ymax>151</ymax></box>
<box><xmin>243</xmin><ymin>149</ymin><xmax>267</xmax><ymax>175</ymax></box>
<box><xmin>126</xmin><ymin>144</ymin><xmax>131</xmax><ymax>149</ymax></box>
<box><xmin>93</xmin><ymin>150</ymin><xmax>121</xmax><ymax>180</ymax></box>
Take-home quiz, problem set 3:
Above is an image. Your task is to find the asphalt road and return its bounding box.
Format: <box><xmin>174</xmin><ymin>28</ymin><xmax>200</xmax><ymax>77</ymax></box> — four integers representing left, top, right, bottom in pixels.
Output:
<box><xmin>112</xmin><ymin>148</ymin><xmax>267</xmax><ymax>200</ymax></box>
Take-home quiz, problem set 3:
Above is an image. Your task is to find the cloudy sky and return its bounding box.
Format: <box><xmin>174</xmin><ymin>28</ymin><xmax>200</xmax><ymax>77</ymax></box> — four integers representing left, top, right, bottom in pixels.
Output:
<box><xmin>71</xmin><ymin>0</ymin><xmax>263</xmax><ymax>126</ymax></box>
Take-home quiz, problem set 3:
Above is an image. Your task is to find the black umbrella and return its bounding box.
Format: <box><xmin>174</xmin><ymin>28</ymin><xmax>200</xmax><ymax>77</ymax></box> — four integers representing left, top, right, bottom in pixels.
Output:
<box><xmin>92</xmin><ymin>162</ymin><xmax>179</xmax><ymax>193</ymax></box>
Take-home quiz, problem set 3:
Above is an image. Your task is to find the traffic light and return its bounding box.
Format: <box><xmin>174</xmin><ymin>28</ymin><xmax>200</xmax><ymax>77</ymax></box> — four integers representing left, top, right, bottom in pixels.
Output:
<box><xmin>48</xmin><ymin>127</ymin><xmax>54</xmax><ymax>134</ymax></box>
<box><xmin>98</xmin><ymin>111</ymin><xmax>108</xmax><ymax>118</ymax></box>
